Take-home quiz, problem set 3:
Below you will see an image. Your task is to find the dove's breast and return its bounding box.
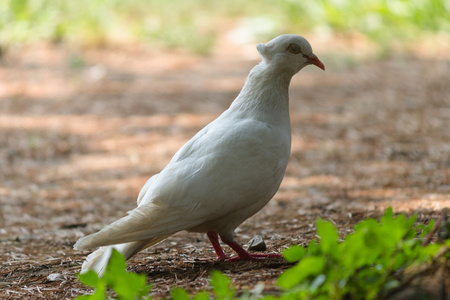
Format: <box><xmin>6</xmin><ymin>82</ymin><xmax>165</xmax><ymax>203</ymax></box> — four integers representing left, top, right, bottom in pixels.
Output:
<box><xmin>140</xmin><ymin>115</ymin><xmax>291</xmax><ymax>234</ymax></box>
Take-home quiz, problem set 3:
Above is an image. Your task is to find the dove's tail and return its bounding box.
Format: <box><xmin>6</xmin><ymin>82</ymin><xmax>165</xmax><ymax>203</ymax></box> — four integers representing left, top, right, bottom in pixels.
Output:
<box><xmin>79</xmin><ymin>236</ymin><xmax>170</xmax><ymax>277</ymax></box>
<box><xmin>74</xmin><ymin>202</ymin><xmax>196</xmax><ymax>276</ymax></box>
<box><xmin>73</xmin><ymin>202</ymin><xmax>187</xmax><ymax>250</ymax></box>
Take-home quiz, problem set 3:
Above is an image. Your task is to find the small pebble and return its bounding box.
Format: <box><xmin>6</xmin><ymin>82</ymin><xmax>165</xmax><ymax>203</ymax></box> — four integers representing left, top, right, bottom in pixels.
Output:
<box><xmin>47</xmin><ymin>273</ymin><xmax>65</xmax><ymax>281</ymax></box>
<box><xmin>247</xmin><ymin>235</ymin><xmax>266</xmax><ymax>251</ymax></box>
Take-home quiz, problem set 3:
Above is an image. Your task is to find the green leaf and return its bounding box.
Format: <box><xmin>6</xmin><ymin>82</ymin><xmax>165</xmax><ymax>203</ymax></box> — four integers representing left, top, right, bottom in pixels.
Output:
<box><xmin>210</xmin><ymin>270</ymin><xmax>234</xmax><ymax>299</ymax></box>
<box><xmin>406</xmin><ymin>214</ymin><xmax>418</xmax><ymax>229</ymax></box>
<box><xmin>277</xmin><ymin>256</ymin><xmax>326</xmax><ymax>289</ymax></box>
<box><xmin>75</xmin><ymin>296</ymin><xmax>92</xmax><ymax>300</ymax></box>
<box><xmin>113</xmin><ymin>272</ymin><xmax>150</xmax><ymax>299</ymax></box>
<box><xmin>279</xmin><ymin>291</ymin><xmax>297</xmax><ymax>300</ymax></box>
<box><xmin>317</xmin><ymin>219</ymin><xmax>338</xmax><ymax>254</ymax></box>
<box><xmin>419</xmin><ymin>220</ymin><xmax>435</xmax><ymax>239</ymax></box>
<box><xmin>104</xmin><ymin>248</ymin><xmax>127</xmax><ymax>278</ymax></box>
<box><xmin>421</xmin><ymin>243</ymin><xmax>443</xmax><ymax>258</ymax></box>
<box><xmin>381</xmin><ymin>207</ymin><xmax>393</xmax><ymax>224</ymax></box>
<box><xmin>307</xmin><ymin>240</ymin><xmax>319</xmax><ymax>254</ymax></box>
<box><xmin>77</xmin><ymin>270</ymin><xmax>101</xmax><ymax>288</ymax></box>
<box><xmin>171</xmin><ymin>287</ymin><xmax>190</xmax><ymax>300</ymax></box>
<box><xmin>446</xmin><ymin>239</ymin><xmax>450</xmax><ymax>247</ymax></box>
<box><xmin>194</xmin><ymin>291</ymin><xmax>210</xmax><ymax>300</ymax></box>
<box><xmin>276</xmin><ymin>266</ymin><xmax>303</xmax><ymax>290</ymax></box>
<box><xmin>363</xmin><ymin>226</ymin><xmax>380</xmax><ymax>249</ymax></box>
<box><xmin>282</xmin><ymin>245</ymin><xmax>306</xmax><ymax>263</ymax></box>
<box><xmin>261</xmin><ymin>296</ymin><xmax>277</xmax><ymax>300</ymax></box>
<box><xmin>99</xmin><ymin>248</ymin><xmax>151</xmax><ymax>299</ymax></box>
<box><xmin>75</xmin><ymin>284</ymin><xmax>106</xmax><ymax>300</ymax></box>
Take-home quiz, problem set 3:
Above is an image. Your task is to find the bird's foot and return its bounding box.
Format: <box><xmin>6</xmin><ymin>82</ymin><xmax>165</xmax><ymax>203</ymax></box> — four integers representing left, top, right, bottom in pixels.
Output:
<box><xmin>208</xmin><ymin>231</ymin><xmax>283</xmax><ymax>262</ymax></box>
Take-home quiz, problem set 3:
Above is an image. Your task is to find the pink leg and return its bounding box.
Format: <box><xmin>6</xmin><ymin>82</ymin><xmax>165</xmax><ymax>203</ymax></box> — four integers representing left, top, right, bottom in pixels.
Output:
<box><xmin>207</xmin><ymin>231</ymin><xmax>228</xmax><ymax>260</ymax></box>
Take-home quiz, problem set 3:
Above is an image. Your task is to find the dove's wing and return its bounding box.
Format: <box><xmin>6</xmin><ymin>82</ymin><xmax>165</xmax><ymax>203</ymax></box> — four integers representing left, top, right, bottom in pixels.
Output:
<box><xmin>136</xmin><ymin>174</ymin><xmax>159</xmax><ymax>205</ymax></box>
<box><xmin>141</xmin><ymin>114</ymin><xmax>291</xmax><ymax>220</ymax></box>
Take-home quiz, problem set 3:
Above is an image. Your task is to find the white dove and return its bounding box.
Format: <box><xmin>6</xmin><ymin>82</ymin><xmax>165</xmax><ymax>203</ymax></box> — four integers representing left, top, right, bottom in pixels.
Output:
<box><xmin>74</xmin><ymin>34</ymin><xmax>325</xmax><ymax>276</ymax></box>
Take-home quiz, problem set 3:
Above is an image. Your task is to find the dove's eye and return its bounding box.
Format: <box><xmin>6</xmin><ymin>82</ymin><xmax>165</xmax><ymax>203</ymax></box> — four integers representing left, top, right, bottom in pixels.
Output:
<box><xmin>287</xmin><ymin>43</ymin><xmax>301</xmax><ymax>54</ymax></box>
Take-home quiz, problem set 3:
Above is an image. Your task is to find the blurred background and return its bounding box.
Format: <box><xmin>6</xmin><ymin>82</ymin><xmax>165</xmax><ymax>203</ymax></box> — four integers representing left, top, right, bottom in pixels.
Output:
<box><xmin>1</xmin><ymin>0</ymin><xmax>449</xmax><ymax>54</ymax></box>
<box><xmin>1</xmin><ymin>1</ymin><xmax>449</xmax><ymax>298</ymax></box>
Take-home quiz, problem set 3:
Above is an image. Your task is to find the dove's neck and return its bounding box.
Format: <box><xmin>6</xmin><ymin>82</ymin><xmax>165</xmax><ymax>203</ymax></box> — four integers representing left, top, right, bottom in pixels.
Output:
<box><xmin>227</xmin><ymin>62</ymin><xmax>293</xmax><ymax>125</ymax></box>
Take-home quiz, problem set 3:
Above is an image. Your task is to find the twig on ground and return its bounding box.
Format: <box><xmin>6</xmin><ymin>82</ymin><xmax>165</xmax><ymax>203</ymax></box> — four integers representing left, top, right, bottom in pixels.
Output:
<box><xmin>422</xmin><ymin>208</ymin><xmax>448</xmax><ymax>247</ymax></box>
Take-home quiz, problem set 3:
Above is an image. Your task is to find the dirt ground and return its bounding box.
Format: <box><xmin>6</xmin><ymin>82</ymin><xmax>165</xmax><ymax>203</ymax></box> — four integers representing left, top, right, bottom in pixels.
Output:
<box><xmin>0</xmin><ymin>35</ymin><xmax>449</xmax><ymax>299</ymax></box>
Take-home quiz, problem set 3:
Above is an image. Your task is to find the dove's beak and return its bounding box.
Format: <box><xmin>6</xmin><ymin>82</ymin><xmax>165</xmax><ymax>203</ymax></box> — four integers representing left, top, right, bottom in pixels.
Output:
<box><xmin>305</xmin><ymin>53</ymin><xmax>325</xmax><ymax>71</ymax></box>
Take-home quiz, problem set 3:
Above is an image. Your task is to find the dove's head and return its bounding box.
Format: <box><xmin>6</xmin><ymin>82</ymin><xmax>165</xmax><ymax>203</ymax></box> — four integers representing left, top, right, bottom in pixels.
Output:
<box><xmin>257</xmin><ymin>34</ymin><xmax>324</xmax><ymax>74</ymax></box>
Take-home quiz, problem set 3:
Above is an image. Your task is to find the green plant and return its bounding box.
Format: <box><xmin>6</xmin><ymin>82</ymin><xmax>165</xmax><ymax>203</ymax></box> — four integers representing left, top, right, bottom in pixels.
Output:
<box><xmin>76</xmin><ymin>249</ymin><xmax>151</xmax><ymax>300</ymax></box>
<box><xmin>277</xmin><ymin>207</ymin><xmax>446</xmax><ymax>299</ymax></box>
